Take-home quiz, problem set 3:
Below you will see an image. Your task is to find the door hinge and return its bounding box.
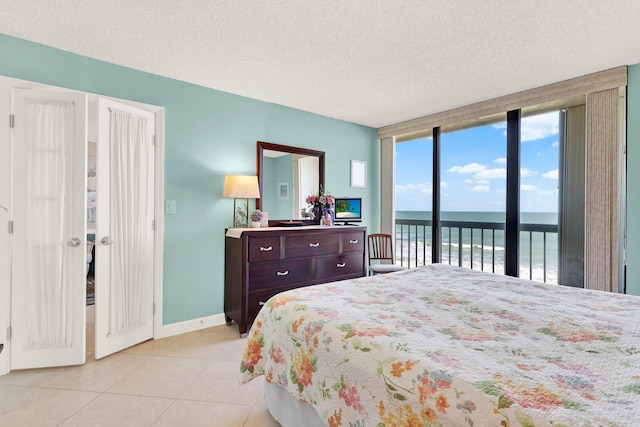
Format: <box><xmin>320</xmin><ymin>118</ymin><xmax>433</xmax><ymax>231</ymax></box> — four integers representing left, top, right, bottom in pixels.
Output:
<box><xmin>152</xmin><ymin>219</ymin><xmax>155</xmax><ymax>230</ymax></box>
<box><xmin>152</xmin><ymin>135</ymin><xmax>156</xmax><ymax>147</ymax></box>
<box><xmin>8</xmin><ymin>220</ymin><xmax>13</xmax><ymax>234</ymax></box>
<box><xmin>9</xmin><ymin>114</ymin><xmax>14</xmax><ymax>128</ymax></box>
<box><xmin>7</xmin><ymin>326</ymin><xmax>11</xmax><ymax>340</ymax></box>
<box><xmin>153</xmin><ymin>302</ymin><xmax>156</xmax><ymax>315</ymax></box>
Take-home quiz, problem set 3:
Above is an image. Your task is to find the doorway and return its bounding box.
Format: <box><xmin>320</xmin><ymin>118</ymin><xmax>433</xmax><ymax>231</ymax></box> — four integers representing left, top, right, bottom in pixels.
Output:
<box><xmin>0</xmin><ymin>77</ymin><xmax>165</xmax><ymax>375</ymax></box>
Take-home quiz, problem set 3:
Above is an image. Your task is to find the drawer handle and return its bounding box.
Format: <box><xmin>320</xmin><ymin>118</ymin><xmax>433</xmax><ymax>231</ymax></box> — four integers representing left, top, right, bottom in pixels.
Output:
<box><xmin>337</xmin><ymin>262</ymin><xmax>346</xmax><ymax>268</ymax></box>
<box><xmin>349</xmin><ymin>239</ymin><xmax>358</xmax><ymax>244</ymax></box>
<box><xmin>259</xmin><ymin>301</ymin><xmax>266</xmax><ymax>306</ymax></box>
<box><xmin>259</xmin><ymin>246</ymin><xmax>273</xmax><ymax>252</ymax></box>
<box><xmin>309</xmin><ymin>242</ymin><xmax>320</xmax><ymax>247</ymax></box>
<box><xmin>276</xmin><ymin>270</ymin><xmax>289</xmax><ymax>276</ymax></box>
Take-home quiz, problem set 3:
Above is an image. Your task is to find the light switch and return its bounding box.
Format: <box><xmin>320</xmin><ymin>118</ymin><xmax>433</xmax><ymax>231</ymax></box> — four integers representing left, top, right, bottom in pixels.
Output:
<box><xmin>165</xmin><ymin>200</ymin><xmax>176</xmax><ymax>214</ymax></box>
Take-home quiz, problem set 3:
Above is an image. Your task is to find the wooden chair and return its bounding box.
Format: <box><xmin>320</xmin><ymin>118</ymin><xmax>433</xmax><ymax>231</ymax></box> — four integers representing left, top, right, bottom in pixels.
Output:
<box><xmin>367</xmin><ymin>233</ymin><xmax>406</xmax><ymax>275</ymax></box>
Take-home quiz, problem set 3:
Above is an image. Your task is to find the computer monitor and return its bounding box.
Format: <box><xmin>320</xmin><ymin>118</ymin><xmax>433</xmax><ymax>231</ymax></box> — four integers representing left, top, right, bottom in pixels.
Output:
<box><xmin>334</xmin><ymin>197</ymin><xmax>362</xmax><ymax>224</ymax></box>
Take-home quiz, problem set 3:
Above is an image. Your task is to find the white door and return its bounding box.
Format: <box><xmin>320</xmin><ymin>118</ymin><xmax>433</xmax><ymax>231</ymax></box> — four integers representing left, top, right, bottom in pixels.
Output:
<box><xmin>11</xmin><ymin>89</ymin><xmax>87</xmax><ymax>369</ymax></box>
<box><xmin>94</xmin><ymin>98</ymin><xmax>155</xmax><ymax>359</ymax></box>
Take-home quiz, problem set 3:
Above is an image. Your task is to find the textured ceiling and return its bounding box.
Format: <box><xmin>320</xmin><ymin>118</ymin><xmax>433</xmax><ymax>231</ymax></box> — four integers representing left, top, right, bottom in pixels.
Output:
<box><xmin>1</xmin><ymin>1</ymin><xmax>640</xmax><ymax>128</ymax></box>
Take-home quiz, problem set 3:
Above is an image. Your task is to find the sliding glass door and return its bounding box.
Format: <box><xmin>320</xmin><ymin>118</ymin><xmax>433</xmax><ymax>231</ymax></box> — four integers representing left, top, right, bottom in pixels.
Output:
<box><xmin>519</xmin><ymin>110</ymin><xmax>561</xmax><ymax>283</ymax></box>
<box><xmin>393</xmin><ymin>104</ymin><xmax>586</xmax><ymax>287</ymax></box>
<box><xmin>440</xmin><ymin>116</ymin><xmax>507</xmax><ymax>273</ymax></box>
<box><xmin>395</xmin><ymin>136</ymin><xmax>433</xmax><ymax>267</ymax></box>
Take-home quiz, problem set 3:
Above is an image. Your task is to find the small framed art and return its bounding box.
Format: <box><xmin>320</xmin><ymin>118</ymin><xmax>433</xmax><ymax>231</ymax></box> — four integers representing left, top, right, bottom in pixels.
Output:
<box><xmin>351</xmin><ymin>160</ymin><xmax>367</xmax><ymax>188</ymax></box>
<box><xmin>278</xmin><ymin>182</ymin><xmax>290</xmax><ymax>200</ymax></box>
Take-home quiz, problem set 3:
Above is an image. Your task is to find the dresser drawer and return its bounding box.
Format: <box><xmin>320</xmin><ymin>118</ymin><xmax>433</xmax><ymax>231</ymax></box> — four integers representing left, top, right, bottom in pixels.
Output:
<box><xmin>248</xmin><ymin>236</ymin><xmax>281</xmax><ymax>262</ymax></box>
<box><xmin>342</xmin><ymin>231</ymin><xmax>365</xmax><ymax>253</ymax></box>
<box><xmin>247</xmin><ymin>289</ymin><xmax>278</xmax><ymax>325</ymax></box>
<box><xmin>285</xmin><ymin>233</ymin><xmax>339</xmax><ymax>258</ymax></box>
<box><xmin>247</xmin><ymin>287</ymin><xmax>304</xmax><ymax>326</ymax></box>
<box><xmin>316</xmin><ymin>253</ymin><xmax>364</xmax><ymax>281</ymax></box>
<box><xmin>249</xmin><ymin>259</ymin><xmax>313</xmax><ymax>291</ymax></box>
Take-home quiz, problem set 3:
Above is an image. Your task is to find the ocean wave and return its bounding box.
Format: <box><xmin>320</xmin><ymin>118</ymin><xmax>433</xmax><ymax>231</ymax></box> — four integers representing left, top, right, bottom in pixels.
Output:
<box><xmin>443</xmin><ymin>242</ymin><xmax>505</xmax><ymax>252</ymax></box>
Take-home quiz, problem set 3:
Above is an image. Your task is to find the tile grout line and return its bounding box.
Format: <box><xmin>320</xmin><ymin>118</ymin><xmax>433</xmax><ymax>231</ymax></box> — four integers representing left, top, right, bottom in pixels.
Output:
<box><xmin>55</xmin><ymin>390</ymin><xmax>104</xmax><ymax>427</ymax></box>
<box><xmin>148</xmin><ymin>397</ymin><xmax>178</xmax><ymax>427</ymax></box>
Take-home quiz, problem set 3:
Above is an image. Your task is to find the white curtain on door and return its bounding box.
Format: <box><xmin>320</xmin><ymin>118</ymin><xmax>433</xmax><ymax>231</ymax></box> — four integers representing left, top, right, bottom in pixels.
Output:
<box><xmin>108</xmin><ymin>108</ymin><xmax>151</xmax><ymax>335</ymax></box>
<box><xmin>24</xmin><ymin>99</ymin><xmax>76</xmax><ymax>348</ymax></box>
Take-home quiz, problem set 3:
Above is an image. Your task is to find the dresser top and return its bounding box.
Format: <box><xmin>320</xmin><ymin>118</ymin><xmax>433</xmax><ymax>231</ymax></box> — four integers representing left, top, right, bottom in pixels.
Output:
<box><xmin>226</xmin><ymin>225</ymin><xmax>366</xmax><ymax>239</ymax></box>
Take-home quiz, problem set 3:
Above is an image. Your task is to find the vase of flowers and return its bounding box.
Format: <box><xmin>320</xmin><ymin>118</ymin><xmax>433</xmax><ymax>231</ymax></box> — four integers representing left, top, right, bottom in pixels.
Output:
<box><xmin>305</xmin><ymin>187</ymin><xmax>334</xmax><ymax>226</ymax></box>
<box><xmin>250</xmin><ymin>209</ymin><xmax>263</xmax><ymax>228</ymax></box>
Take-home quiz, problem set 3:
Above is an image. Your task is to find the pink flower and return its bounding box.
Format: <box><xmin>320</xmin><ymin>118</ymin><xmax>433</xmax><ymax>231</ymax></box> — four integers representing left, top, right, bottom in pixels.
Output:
<box><xmin>338</xmin><ymin>381</ymin><xmax>366</xmax><ymax>415</ymax></box>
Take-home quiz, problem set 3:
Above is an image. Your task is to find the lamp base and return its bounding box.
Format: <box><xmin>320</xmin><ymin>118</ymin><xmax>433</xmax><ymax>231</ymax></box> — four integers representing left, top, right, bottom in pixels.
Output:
<box><xmin>233</xmin><ymin>198</ymin><xmax>249</xmax><ymax>228</ymax></box>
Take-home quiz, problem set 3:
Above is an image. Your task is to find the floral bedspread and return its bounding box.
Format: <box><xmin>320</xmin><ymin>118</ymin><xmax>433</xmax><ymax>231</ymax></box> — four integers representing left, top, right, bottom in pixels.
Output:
<box><xmin>240</xmin><ymin>265</ymin><xmax>640</xmax><ymax>426</ymax></box>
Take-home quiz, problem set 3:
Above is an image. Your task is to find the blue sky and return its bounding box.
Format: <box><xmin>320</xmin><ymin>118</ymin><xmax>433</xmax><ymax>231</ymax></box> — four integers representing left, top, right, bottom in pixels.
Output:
<box><xmin>395</xmin><ymin>111</ymin><xmax>560</xmax><ymax>213</ymax></box>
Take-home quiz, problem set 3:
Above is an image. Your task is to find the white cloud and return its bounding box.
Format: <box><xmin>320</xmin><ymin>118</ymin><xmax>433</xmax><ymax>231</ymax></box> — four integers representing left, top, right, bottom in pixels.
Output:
<box><xmin>521</xmin><ymin>184</ymin><xmax>537</xmax><ymax>191</ymax></box>
<box><xmin>474</xmin><ymin>168</ymin><xmax>505</xmax><ymax>180</ymax></box>
<box><xmin>449</xmin><ymin>163</ymin><xmax>507</xmax><ymax>180</ymax></box>
<box><xmin>537</xmin><ymin>189</ymin><xmax>556</xmax><ymax>196</ymax></box>
<box><xmin>521</xmin><ymin>112</ymin><xmax>559</xmax><ymax>142</ymax></box>
<box><xmin>471</xmin><ymin>185</ymin><xmax>490</xmax><ymax>192</ymax></box>
<box><xmin>492</xmin><ymin>112</ymin><xmax>559</xmax><ymax>142</ymax></box>
<box><xmin>494</xmin><ymin>157</ymin><xmax>507</xmax><ymax>164</ymax></box>
<box><xmin>552</xmin><ymin>140</ymin><xmax>559</xmax><ymax>147</ymax></box>
<box><xmin>449</xmin><ymin>163</ymin><xmax>486</xmax><ymax>174</ymax></box>
<box><xmin>464</xmin><ymin>179</ymin><xmax>474</xmax><ymax>184</ymax></box>
<box><xmin>520</xmin><ymin>168</ymin><xmax>536</xmax><ymax>178</ymax></box>
<box><xmin>475</xmin><ymin>179</ymin><xmax>490</xmax><ymax>185</ymax></box>
<box><xmin>395</xmin><ymin>181</ymin><xmax>447</xmax><ymax>195</ymax></box>
<box><xmin>395</xmin><ymin>182</ymin><xmax>433</xmax><ymax>194</ymax></box>
<box><xmin>543</xmin><ymin>169</ymin><xmax>559</xmax><ymax>180</ymax></box>
<box><xmin>492</xmin><ymin>122</ymin><xmax>507</xmax><ymax>130</ymax></box>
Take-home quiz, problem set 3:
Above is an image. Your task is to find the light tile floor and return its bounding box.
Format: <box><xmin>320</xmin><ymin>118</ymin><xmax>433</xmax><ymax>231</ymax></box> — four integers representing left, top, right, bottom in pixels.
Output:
<box><xmin>0</xmin><ymin>306</ymin><xmax>280</xmax><ymax>427</ymax></box>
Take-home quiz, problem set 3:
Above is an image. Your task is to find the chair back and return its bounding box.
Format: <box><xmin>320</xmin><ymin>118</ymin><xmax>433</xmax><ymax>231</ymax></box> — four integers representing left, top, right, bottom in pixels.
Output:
<box><xmin>368</xmin><ymin>233</ymin><xmax>395</xmax><ymax>265</ymax></box>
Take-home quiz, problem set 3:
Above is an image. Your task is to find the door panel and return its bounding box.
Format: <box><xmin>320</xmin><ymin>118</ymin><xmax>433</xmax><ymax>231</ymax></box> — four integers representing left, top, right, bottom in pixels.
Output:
<box><xmin>11</xmin><ymin>89</ymin><xmax>87</xmax><ymax>369</ymax></box>
<box><xmin>0</xmin><ymin>83</ymin><xmax>11</xmax><ymax>376</ymax></box>
<box><xmin>95</xmin><ymin>98</ymin><xmax>155</xmax><ymax>359</ymax></box>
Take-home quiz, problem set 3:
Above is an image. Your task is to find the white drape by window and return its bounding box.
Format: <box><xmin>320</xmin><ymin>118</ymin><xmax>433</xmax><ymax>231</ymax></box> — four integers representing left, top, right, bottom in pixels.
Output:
<box><xmin>24</xmin><ymin>99</ymin><xmax>76</xmax><ymax>348</ymax></box>
<box><xmin>108</xmin><ymin>108</ymin><xmax>151</xmax><ymax>334</ymax></box>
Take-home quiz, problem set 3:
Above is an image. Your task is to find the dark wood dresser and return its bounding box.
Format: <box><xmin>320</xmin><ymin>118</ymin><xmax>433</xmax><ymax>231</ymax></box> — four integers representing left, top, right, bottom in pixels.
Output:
<box><xmin>224</xmin><ymin>226</ymin><xmax>366</xmax><ymax>335</ymax></box>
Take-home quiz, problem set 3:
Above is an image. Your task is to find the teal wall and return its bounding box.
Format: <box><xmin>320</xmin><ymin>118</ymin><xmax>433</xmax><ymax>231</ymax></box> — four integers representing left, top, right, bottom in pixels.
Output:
<box><xmin>626</xmin><ymin>63</ymin><xmax>640</xmax><ymax>296</ymax></box>
<box><xmin>0</xmin><ymin>34</ymin><xmax>380</xmax><ymax>323</ymax></box>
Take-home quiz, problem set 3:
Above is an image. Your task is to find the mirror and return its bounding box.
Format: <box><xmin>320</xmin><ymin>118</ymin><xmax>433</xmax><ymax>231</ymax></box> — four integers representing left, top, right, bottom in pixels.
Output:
<box><xmin>256</xmin><ymin>141</ymin><xmax>325</xmax><ymax>223</ymax></box>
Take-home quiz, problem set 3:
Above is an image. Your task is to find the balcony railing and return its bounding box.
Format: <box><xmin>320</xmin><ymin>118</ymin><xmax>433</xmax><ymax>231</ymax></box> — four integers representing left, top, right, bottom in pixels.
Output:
<box><xmin>395</xmin><ymin>218</ymin><xmax>559</xmax><ymax>284</ymax></box>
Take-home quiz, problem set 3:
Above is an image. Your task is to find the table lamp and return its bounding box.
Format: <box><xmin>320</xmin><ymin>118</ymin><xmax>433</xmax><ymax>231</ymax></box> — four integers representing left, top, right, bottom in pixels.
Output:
<box><xmin>223</xmin><ymin>175</ymin><xmax>260</xmax><ymax>227</ymax></box>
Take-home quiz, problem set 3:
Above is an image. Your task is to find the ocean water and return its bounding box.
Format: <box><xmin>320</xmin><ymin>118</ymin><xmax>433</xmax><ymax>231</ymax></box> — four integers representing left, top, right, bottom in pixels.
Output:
<box><xmin>395</xmin><ymin>211</ymin><xmax>558</xmax><ymax>283</ymax></box>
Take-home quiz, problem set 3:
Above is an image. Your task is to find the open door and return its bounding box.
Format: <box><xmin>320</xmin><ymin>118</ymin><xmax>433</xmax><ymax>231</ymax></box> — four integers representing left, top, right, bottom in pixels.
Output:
<box><xmin>94</xmin><ymin>98</ymin><xmax>155</xmax><ymax>359</ymax></box>
<box><xmin>10</xmin><ymin>89</ymin><xmax>87</xmax><ymax>369</ymax></box>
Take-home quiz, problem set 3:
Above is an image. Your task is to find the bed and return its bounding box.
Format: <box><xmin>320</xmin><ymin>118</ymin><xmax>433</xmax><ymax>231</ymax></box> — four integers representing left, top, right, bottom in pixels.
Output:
<box><xmin>240</xmin><ymin>264</ymin><xmax>640</xmax><ymax>426</ymax></box>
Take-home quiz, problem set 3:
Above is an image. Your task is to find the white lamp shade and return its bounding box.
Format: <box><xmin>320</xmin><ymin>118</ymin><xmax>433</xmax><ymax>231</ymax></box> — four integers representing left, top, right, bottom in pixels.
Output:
<box><xmin>223</xmin><ymin>175</ymin><xmax>260</xmax><ymax>199</ymax></box>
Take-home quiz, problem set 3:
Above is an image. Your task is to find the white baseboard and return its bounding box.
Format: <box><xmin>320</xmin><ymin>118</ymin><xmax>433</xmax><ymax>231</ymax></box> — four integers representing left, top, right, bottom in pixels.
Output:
<box><xmin>155</xmin><ymin>313</ymin><xmax>228</xmax><ymax>339</ymax></box>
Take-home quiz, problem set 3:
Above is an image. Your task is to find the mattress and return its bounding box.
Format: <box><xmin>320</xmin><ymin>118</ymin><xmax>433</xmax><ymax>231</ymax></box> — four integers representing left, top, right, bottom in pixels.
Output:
<box><xmin>240</xmin><ymin>264</ymin><xmax>640</xmax><ymax>426</ymax></box>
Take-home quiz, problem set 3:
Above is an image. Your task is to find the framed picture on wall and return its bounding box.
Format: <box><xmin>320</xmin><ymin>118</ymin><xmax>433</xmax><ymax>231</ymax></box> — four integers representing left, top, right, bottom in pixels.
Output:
<box><xmin>351</xmin><ymin>160</ymin><xmax>367</xmax><ymax>188</ymax></box>
<box><xmin>278</xmin><ymin>182</ymin><xmax>289</xmax><ymax>200</ymax></box>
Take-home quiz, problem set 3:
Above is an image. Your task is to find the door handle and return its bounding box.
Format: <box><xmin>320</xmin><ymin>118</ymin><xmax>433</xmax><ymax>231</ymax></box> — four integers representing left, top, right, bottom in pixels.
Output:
<box><xmin>276</xmin><ymin>270</ymin><xmax>289</xmax><ymax>276</ymax></box>
<box><xmin>309</xmin><ymin>242</ymin><xmax>320</xmax><ymax>247</ymax></box>
<box><xmin>67</xmin><ymin>237</ymin><xmax>81</xmax><ymax>247</ymax></box>
<box><xmin>101</xmin><ymin>236</ymin><xmax>113</xmax><ymax>245</ymax></box>
<box><xmin>336</xmin><ymin>262</ymin><xmax>346</xmax><ymax>268</ymax></box>
<box><xmin>349</xmin><ymin>239</ymin><xmax>358</xmax><ymax>244</ymax></box>
<box><xmin>259</xmin><ymin>246</ymin><xmax>273</xmax><ymax>252</ymax></box>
